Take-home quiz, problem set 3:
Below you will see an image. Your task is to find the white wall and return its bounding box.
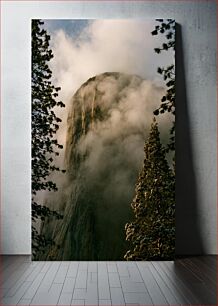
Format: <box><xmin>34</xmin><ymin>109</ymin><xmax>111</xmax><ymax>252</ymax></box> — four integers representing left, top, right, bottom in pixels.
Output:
<box><xmin>1</xmin><ymin>1</ymin><xmax>217</xmax><ymax>254</ymax></box>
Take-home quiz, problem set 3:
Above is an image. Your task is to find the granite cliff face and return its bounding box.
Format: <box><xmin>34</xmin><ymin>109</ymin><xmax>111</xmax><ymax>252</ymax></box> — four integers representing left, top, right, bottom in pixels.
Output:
<box><xmin>39</xmin><ymin>72</ymin><xmax>165</xmax><ymax>260</ymax></box>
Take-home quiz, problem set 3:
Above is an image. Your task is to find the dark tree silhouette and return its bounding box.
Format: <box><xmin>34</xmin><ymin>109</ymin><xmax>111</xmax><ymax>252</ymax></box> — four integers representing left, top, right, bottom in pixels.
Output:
<box><xmin>32</xmin><ymin>19</ymin><xmax>65</xmax><ymax>258</ymax></box>
<box><xmin>152</xmin><ymin>19</ymin><xmax>175</xmax><ymax>152</ymax></box>
<box><xmin>124</xmin><ymin>119</ymin><xmax>175</xmax><ymax>260</ymax></box>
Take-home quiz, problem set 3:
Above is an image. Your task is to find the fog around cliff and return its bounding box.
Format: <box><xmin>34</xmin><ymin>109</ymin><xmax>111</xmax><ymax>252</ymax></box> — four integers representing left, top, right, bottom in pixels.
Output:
<box><xmin>34</xmin><ymin>20</ymin><xmax>174</xmax><ymax>260</ymax></box>
<box><xmin>36</xmin><ymin>72</ymin><xmax>173</xmax><ymax>260</ymax></box>
<box><xmin>45</xmin><ymin>19</ymin><xmax>174</xmax><ymax>153</ymax></box>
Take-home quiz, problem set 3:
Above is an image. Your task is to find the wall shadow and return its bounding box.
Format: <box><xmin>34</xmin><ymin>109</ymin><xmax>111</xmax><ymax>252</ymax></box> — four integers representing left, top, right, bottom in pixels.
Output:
<box><xmin>175</xmin><ymin>24</ymin><xmax>205</xmax><ymax>256</ymax></box>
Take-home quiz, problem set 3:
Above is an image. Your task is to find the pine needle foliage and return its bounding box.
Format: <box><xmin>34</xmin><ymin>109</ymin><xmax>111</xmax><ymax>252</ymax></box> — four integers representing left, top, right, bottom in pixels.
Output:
<box><xmin>152</xmin><ymin>19</ymin><xmax>175</xmax><ymax>152</ymax></box>
<box><xmin>31</xmin><ymin>19</ymin><xmax>65</xmax><ymax>258</ymax></box>
<box><xmin>124</xmin><ymin>119</ymin><xmax>175</xmax><ymax>260</ymax></box>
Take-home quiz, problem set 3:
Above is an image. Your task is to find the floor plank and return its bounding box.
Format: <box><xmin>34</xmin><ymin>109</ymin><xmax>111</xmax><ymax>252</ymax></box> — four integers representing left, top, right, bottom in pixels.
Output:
<box><xmin>148</xmin><ymin>261</ymin><xmax>181</xmax><ymax>305</ymax></box>
<box><xmin>180</xmin><ymin>256</ymin><xmax>217</xmax><ymax>287</ymax></box>
<box><xmin>172</xmin><ymin>259</ymin><xmax>217</xmax><ymax>304</ymax></box>
<box><xmin>137</xmin><ymin>263</ymin><xmax>168</xmax><ymax>305</ymax></box>
<box><xmin>153</xmin><ymin>261</ymin><xmax>194</xmax><ymax>304</ymax></box>
<box><xmin>0</xmin><ymin>255</ymin><xmax>216</xmax><ymax>305</ymax></box>
<box><xmin>31</xmin><ymin>283</ymin><xmax>63</xmax><ymax>305</ymax></box>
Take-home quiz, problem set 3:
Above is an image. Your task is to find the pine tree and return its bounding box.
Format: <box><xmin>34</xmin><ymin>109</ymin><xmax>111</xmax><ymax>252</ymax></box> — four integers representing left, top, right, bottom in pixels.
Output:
<box><xmin>32</xmin><ymin>19</ymin><xmax>65</xmax><ymax>258</ymax></box>
<box><xmin>152</xmin><ymin>19</ymin><xmax>175</xmax><ymax>152</ymax></box>
<box><xmin>124</xmin><ymin>119</ymin><xmax>175</xmax><ymax>260</ymax></box>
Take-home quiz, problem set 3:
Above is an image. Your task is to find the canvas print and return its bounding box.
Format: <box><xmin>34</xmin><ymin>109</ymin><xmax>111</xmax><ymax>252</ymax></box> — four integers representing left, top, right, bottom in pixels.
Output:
<box><xmin>32</xmin><ymin>19</ymin><xmax>175</xmax><ymax>260</ymax></box>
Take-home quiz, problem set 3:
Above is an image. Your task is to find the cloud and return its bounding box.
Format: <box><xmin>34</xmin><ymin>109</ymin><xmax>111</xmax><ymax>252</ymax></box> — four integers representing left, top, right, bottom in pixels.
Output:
<box><xmin>48</xmin><ymin>20</ymin><xmax>173</xmax><ymax>149</ymax></box>
<box><xmin>50</xmin><ymin>19</ymin><xmax>172</xmax><ymax>99</ymax></box>
<box><xmin>36</xmin><ymin>20</ymin><xmax>175</xmax><ymax>260</ymax></box>
<box><xmin>72</xmin><ymin>73</ymin><xmax>171</xmax><ymax>183</ymax></box>
<box><xmin>39</xmin><ymin>72</ymin><xmax>173</xmax><ymax>260</ymax></box>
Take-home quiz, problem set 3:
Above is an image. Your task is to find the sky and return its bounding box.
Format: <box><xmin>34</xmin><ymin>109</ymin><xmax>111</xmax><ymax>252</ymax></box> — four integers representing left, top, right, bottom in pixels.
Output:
<box><xmin>35</xmin><ymin>20</ymin><xmax>175</xmax><ymax>253</ymax></box>
<box><xmin>42</xmin><ymin>19</ymin><xmax>174</xmax><ymax>153</ymax></box>
<box><xmin>43</xmin><ymin>19</ymin><xmax>173</xmax><ymax>100</ymax></box>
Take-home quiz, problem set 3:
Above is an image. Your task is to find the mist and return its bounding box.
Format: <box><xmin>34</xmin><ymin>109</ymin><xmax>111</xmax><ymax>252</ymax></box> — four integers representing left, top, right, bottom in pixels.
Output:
<box><xmin>47</xmin><ymin>19</ymin><xmax>173</xmax><ymax>156</ymax></box>
<box><xmin>35</xmin><ymin>20</ymin><xmax>174</xmax><ymax>260</ymax></box>
<box><xmin>37</xmin><ymin>72</ymin><xmax>173</xmax><ymax>260</ymax></box>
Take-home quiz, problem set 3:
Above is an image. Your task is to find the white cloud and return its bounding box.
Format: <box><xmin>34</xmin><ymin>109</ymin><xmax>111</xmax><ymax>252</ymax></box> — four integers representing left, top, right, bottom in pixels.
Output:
<box><xmin>48</xmin><ymin>19</ymin><xmax>173</xmax><ymax>151</ymax></box>
<box><xmin>36</xmin><ymin>20</ymin><xmax>175</xmax><ymax>259</ymax></box>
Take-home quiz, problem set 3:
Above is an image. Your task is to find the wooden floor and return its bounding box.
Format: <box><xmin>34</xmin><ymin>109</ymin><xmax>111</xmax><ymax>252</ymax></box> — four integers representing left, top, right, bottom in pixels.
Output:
<box><xmin>0</xmin><ymin>256</ymin><xmax>216</xmax><ymax>305</ymax></box>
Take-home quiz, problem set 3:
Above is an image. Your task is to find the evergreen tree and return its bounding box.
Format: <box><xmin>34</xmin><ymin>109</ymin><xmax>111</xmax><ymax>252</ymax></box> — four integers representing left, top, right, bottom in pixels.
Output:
<box><xmin>124</xmin><ymin>119</ymin><xmax>175</xmax><ymax>260</ymax></box>
<box><xmin>32</xmin><ymin>19</ymin><xmax>65</xmax><ymax>258</ymax></box>
<box><xmin>152</xmin><ymin>19</ymin><xmax>175</xmax><ymax>152</ymax></box>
